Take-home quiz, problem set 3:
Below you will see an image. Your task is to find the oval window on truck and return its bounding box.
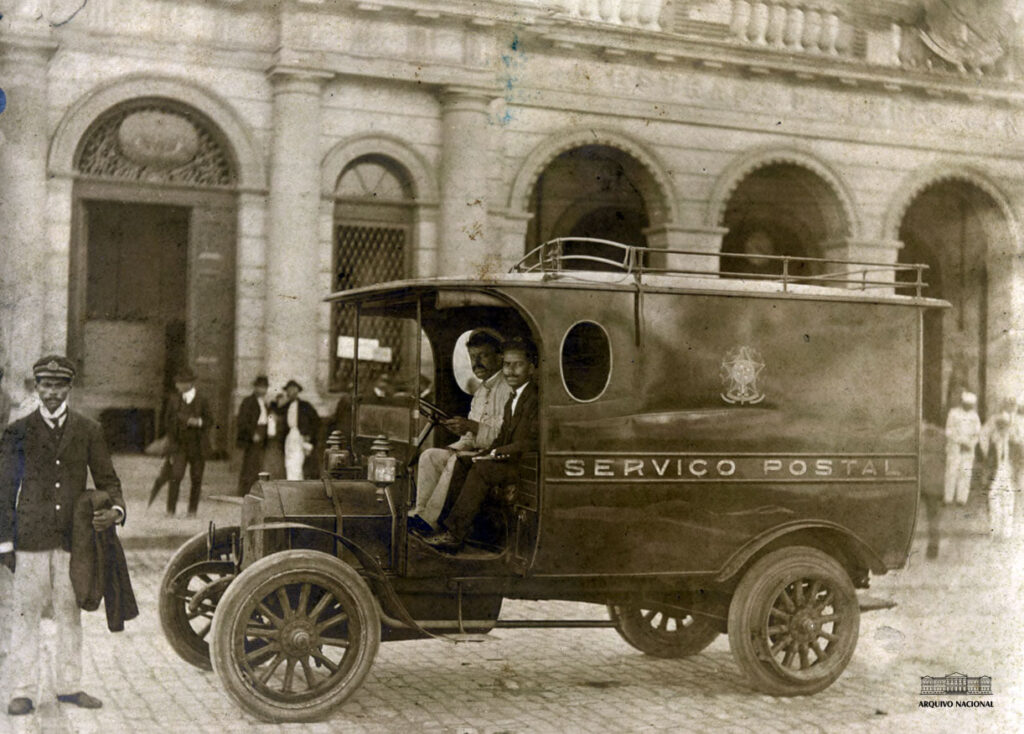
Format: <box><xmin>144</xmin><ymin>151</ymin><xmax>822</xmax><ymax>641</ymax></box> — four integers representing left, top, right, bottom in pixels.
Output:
<box><xmin>561</xmin><ymin>321</ymin><xmax>612</xmax><ymax>402</ymax></box>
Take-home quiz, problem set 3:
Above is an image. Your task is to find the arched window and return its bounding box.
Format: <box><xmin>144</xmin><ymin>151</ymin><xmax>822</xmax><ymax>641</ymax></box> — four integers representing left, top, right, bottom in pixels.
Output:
<box><xmin>331</xmin><ymin>155</ymin><xmax>416</xmax><ymax>391</ymax></box>
<box><xmin>719</xmin><ymin>163</ymin><xmax>848</xmax><ymax>280</ymax></box>
<box><xmin>527</xmin><ymin>145</ymin><xmax>653</xmax><ymax>270</ymax></box>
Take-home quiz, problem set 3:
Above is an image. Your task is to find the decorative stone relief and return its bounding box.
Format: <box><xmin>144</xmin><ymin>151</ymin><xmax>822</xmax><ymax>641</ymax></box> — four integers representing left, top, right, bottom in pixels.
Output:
<box><xmin>77</xmin><ymin>101</ymin><xmax>236</xmax><ymax>186</ymax></box>
<box><xmin>117</xmin><ymin>110</ymin><xmax>200</xmax><ymax>170</ymax></box>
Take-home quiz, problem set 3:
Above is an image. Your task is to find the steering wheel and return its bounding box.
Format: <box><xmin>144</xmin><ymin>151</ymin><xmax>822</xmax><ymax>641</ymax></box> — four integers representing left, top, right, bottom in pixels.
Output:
<box><xmin>410</xmin><ymin>398</ymin><xmax>452</xmax><ymax>464</ymax></box>
<box><xmin>417</xmin><ymin>398</ymin><xmax>451</xmax><ymax>424</ymax></box>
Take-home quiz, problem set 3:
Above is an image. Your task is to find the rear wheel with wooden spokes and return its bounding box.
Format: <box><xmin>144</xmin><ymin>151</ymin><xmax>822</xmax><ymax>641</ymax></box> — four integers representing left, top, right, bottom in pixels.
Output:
<box><xmin>727</xmin><ymin>546</ymin><xmax>860</xmax><ymax>696</ymax></box>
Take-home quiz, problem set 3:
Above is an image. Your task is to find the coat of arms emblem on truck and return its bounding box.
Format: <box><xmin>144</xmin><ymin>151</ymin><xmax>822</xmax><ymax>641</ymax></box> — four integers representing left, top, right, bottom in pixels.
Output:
<box><xmin>720</xmin><ymin>345</ymin><xmax>766</xmax><ymax>405</ymax></box>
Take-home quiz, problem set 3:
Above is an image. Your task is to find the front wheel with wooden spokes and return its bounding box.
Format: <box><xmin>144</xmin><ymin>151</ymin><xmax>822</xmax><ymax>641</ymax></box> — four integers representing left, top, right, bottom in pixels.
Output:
<box><xmin>727</xmin><ymin>546</ymin><xmax>860</xmax><ymax>696</ymax></box>
<box><xmin>210</xmin><ymin>550</ymin><xmax>380</xmax><ymax>722</ymax></box>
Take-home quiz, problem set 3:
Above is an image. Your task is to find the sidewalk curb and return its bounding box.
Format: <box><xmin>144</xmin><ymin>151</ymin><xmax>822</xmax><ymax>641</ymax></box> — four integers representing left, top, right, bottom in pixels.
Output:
<box><xmin>123</xmin><ymin>535</ymin><xmax>193</xmax><ymax>551</ymax></box>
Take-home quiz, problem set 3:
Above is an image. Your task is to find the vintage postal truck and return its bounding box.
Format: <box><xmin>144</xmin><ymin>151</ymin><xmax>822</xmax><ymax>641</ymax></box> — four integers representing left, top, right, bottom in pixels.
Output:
<box><xmin>159</xmin><ymin>238</ymin><xmax>944</xmax><ymax>722</ymax></box>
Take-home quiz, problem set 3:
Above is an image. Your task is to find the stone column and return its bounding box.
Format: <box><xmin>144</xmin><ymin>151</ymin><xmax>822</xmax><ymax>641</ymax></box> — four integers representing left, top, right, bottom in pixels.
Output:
<box><xmin>413</xmin><ymin>204</ymin><xmax>440</xmax><ymax>278</ymax></box>
<box><xmin>437</xmin><ymin>87</ymin><xmax>492</xmax><ymax>277</ymax></box>
<box><xmin>264</xmin><ymin>66</ymin><xmax>331</xmax><ymax>399</ymax></box>
<box><xmin>985</xmin><ymin>248</ymin><xmax>1024</xmax><ymax>404</ymax></box>
<box><xmin>235</xmin><ymin>191</ymin><xmax>269</xmax><ymax>391</ymax></box>
<box><xmin>496</xmin><ymin>209</ymin><xmax>533</xmax><ymax>272</ymax></box>
<box><xmin>823</xmin><ymin>238</ymin><xmax>904</xmax><ymax>293</ymax></box>
<box><xmin>644</xmin><ymin>224</ymin><xmax>727</xmax><ymax>275</ymax></box>
<box><xmin>0</xmin><ymin>23</ymin><xmax>57</xmax><ymax>379</ymax></box>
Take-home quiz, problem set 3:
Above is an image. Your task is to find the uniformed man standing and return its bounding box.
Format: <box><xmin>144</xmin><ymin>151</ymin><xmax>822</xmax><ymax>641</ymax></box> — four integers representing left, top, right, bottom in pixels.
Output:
<box><xmin>0</xmin><ymin>356</ymin><xmax>125</xmax><ymax>716</ymax></box>
<box><xmin>944</xmin><ymin>390</ymin><xmax>982</xmax><ymax>506</ymax></box>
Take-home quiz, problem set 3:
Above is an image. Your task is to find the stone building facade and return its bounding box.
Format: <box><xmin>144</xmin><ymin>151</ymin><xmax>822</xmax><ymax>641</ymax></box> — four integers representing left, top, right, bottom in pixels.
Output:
<box><xmin>1</xmin><ymin>0</ymin><xmax>1023</xmax><ymax>448</ymax></box>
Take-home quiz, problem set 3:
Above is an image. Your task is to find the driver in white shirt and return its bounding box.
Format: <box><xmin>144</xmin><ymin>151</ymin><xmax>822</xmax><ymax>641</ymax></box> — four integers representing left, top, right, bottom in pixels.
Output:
<box><xmin>409</xmin><ymin>329</ymin><xmax>512</xmax><ymax>535</ymax></box>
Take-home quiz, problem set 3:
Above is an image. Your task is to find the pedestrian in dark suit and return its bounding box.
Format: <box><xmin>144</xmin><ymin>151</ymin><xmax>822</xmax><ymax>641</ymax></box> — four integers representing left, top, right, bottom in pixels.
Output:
<box><xmin>0</xmin><ymin>355</ymin><xmax>125</xmax><ymax>716</ymax></box>
<box><xmin>423</xmin><ymin>338</ymin><xmax>540</xmax><ymax>554</ymax></box>
<box><xmin>236</xmin><ymin>375</ymin><xmax>270</xmax><ymax>495</ymax></box>
<box><xmin>165</xmin><ymin>369</ymin><xmax>212</xmax><ymax>516</ymax></box>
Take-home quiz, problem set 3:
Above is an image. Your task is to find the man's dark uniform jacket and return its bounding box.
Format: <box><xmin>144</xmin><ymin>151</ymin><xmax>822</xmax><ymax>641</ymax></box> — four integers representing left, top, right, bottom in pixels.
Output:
<box><xmin>443</xmin><ymin>381</ymin><xmax>539</xmax><ymax>540</ymax></box>
<box><xmin>0</xmin><ymin>410</ymin><xmax>124</xmax><ymax>553</ymax></box>
<box><xmin>71</xmin><ymin>490</ymin><xmax>138</xmax><ymax>631</ymax></box>
<box><xmin>165</xmin><ymin>389</ymin><xmax>213</xmax><ymax>456</ymax></box>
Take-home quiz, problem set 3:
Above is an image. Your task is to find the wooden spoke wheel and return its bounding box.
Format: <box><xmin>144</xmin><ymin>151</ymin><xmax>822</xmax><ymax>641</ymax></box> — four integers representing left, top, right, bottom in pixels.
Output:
<box><xmin>727</xmin><ymin>546</ymin><xmax>860</xmax><ymax>696</ymax></box>
<box><xmin>210</xmin><ymin>550</ymin><xmax>380</xmax><ymax>723</ymax></box>
<box><xmin>159</xmin><ymin>526</ymin><xmax>238</xmax><ymax>670</ymax></box>
<box><xmin>608</xmin><ymin>602</ymin><xmax>719</xmax><ymax>658</ymax></box>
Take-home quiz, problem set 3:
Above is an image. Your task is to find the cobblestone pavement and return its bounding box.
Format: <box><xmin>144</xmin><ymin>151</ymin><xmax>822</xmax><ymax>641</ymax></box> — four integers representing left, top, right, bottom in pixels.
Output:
<box><xmin>1</xmin><ymin>467</ymin><xmax>1022</xmax><ymax>733</ymax></box>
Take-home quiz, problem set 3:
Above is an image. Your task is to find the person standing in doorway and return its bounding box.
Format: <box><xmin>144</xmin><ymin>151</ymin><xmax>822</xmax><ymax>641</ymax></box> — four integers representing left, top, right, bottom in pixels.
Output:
<box><xmin>277</xmin><ymin>380</ymin><xmax>320</xmax><ymax>481</ymax></box>
<box><xmin>236</xmin><ymin>376</ymin><xmax>270</xmax><ymax>495</ymax></box>
<box><xmin>944</xmin><ymin>390</ymin><xmax>981</xmax><ymax>506</ymax></box>
<box><xmin>165</xmin><ymin>369</ymin><xmax>212</xmax><ymax>516</ymax></box>
<box><xmin>0</xmin><ymin>355</ymin><xmax>125</xmax><ymax>716</ymax></box>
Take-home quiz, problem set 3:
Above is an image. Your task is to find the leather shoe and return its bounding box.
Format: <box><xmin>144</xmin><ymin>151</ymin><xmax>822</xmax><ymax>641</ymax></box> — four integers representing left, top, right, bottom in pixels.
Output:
<box><xmin>7</xmin><ymin>698</ymin><xmax>34</xmax><ymax>716</ymax></box>
<box><xmin>422</xmin><ymin>531</ymin><xmax>463</xmax><ymax>553</ymax></box>
<box><xmin>407</xmin><ymin>515</ymin><xmax>433</xmax><ymax>537</ymax></box>
<box><xmin>57</xmin><ymin>691</ymin><xmax>103</xmax><ymax>709</ymax></box>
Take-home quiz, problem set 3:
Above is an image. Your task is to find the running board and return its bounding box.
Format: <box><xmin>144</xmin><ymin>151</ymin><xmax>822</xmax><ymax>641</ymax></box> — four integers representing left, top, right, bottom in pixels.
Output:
<box><xmin>495</xmin><ymin>620</ymin><xmax>617</xmax><ymax>629</ymax></box>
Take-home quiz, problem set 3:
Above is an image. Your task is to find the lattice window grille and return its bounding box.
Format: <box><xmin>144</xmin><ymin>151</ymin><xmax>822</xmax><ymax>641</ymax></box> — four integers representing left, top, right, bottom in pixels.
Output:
<box><xmin>331</xmin><ymin>223</ymin><xmax>408</xmax><ymax>391</ymax></box>
<box><xmin>76</xmin><ymin>100</ymin><xmax>236</xmax><ymax>187</ymax></box>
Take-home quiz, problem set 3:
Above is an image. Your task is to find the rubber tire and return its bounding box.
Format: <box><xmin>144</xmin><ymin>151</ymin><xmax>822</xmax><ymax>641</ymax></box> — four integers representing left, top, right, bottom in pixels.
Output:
<box><xmin>158</xmin><ymin>526</ymin><xmax>239</xmax><ymax>670</ymax></box>
<box><xmin>608</xmin><ymin>603</ymin><xmax>720</xmax><ymax>658</ymax></box>
<box><xmin>209</xmin><ymin>550</ymin><xmax>381</xmax><ymax>723</ymax></box>
<box><xmin>727</xmin><ymin>546</ymin><xmax>860</xmax><ymax>696</ymax></box>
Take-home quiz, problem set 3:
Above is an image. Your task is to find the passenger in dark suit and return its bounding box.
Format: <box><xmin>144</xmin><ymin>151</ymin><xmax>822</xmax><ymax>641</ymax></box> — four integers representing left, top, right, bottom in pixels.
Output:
<box><xmin>0</xmin><ymin>355</ymin><xmax>125</xmax><ymax>716</ymax></box>
<box><xmin>235</xmin><ymin>375</ymin><xmax>270</xmax><ymax>495</ymax></box>
<box><xmin>165</xmin><ymin>369</ymin><xmax>212</xmax><ymax>516</ymax></box>
<box><xmin>422</xmin><ymin>338</ymin><xmax>540</xmax><ymax>554</ymax></box>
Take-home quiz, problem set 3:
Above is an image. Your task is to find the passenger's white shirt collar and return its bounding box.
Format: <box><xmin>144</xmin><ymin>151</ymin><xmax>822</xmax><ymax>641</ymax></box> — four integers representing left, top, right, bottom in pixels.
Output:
<box><xmin>182</xmin><ymin>387</ymin><xmax>196</xmax><ymax>404</ymax></box>
<box><xmin>510</xmin><ymin>381</ymin><xmax>529</xmax><ymax>412</ymax></box>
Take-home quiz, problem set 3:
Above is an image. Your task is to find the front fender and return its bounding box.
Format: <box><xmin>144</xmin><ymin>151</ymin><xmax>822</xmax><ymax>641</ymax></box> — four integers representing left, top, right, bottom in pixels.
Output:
<box><xmin>244</xmin><ymin>521</ymin><xmax>438</xmax><ymax>639</ymax></box>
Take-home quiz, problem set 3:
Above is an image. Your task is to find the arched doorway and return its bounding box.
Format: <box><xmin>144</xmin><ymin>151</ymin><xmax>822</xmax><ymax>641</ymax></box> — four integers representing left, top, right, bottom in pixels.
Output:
<box><xmin>897</xmin><ymin>180</ymin><xmax>1012</xmax><ymax>424</ymax></box>
<box><xmin>68</xmin><ymin>99</ymin><xmax>238</xmax><ymax>452</ymax></box>
<box><xmin>719</xmin><ymin>163</ymin><xmax>850</xmax><ymax>279</ymax></box>
<box><xmin>526</xmin><ymin>145</ymin><xmax>654</xmax><ymax>270</ymax></box>
<box><xmin>330</xmin><ymin>154</ymin><xmax>417</xmax><ymax>392</ymax></box>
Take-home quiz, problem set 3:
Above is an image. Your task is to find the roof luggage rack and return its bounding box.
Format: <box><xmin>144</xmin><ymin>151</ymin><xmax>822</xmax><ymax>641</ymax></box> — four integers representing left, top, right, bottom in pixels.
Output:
<box><xmin>512</xmin><ymin>238</ymin><xmax>929</xmax><ymax>297</ymax></box>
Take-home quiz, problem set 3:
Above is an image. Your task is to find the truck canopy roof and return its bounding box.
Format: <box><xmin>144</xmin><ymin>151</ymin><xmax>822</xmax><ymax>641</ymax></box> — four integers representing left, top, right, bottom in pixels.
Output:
<box><xmin>325</xmin><ymin>238</ymin><xmax>948</xmax><ymax>309</ymax></box>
